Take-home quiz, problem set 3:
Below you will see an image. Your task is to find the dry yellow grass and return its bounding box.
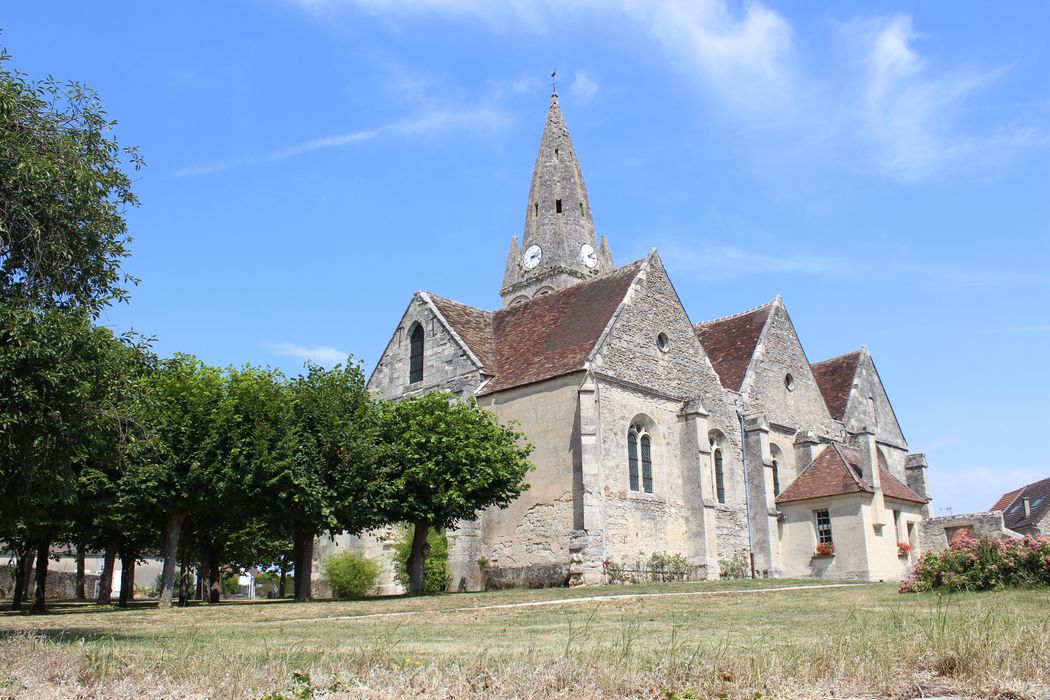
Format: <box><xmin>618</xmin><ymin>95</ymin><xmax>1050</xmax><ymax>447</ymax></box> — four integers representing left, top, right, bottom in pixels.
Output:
<box><xmin>1</xmin><ymin>580</ymin><xmax>1047</xmax><ymax>699</ymax></box>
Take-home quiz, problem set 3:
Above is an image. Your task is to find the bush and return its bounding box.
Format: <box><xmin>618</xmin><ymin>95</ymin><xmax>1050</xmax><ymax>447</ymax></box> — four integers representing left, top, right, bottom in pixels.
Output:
<box><xmin>718</xmin><ymin>549</ymin><xmax>751</xmax><ymax>579</ymax></box>
<box><xmin>901</xmin><ymin>534</ymin><xmax>1050</xmax><ymax>593</ymax></box>
<box><xmin>221</xmin><ymin>574</ymin><xmax>241</xmax><ymax>595</ymax></box>
<box><xmin>322</xmin><ymin>552</ymin><xmax>380</xmax><ymax>598</ymax></box>
<box><xmin>392</xmin><ymin>526</ymin><xmax>449</xmax><ymax>594</ymax></box>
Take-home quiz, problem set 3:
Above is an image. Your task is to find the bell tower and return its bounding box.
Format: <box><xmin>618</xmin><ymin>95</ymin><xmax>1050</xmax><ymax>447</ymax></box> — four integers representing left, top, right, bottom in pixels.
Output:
<box><xmin>500</xmin><ymin>93</ymin><xmax>613</xmax><ymax>306</ymax></box>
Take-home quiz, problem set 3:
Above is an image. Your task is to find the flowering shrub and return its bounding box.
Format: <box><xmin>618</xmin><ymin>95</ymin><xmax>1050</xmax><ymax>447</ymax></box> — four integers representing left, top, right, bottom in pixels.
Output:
<box><xmin>815</xmin><ymin>542</ymin><xmax>835</xmax><ymax>556</ymax></box>
<box><xmin>897</xmin><ymin>541</ymin><xmax>913</xmax><ymax>557</ymax></box>
<box><xmin>902</xmin><ymin>534</ymin><xmax>1050</xmax><ymax>593</ymax></box>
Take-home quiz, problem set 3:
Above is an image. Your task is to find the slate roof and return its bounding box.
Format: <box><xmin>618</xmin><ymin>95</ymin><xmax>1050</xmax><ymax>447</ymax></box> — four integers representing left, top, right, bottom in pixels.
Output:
<box><xmin>992</xmin><ymin>477</ymin><xmax>1050</xmax><ymax>531</ymax></box>
<box><xmin>425</xmin><ymin>259</ymin><xmax>645</xmax><ymax>397</ymax></box>
<box><xmin>693</xmin><ymin>302</ymin><xmax>774</xmax><ymax>392</ymax></box>
<box><xmin>811</xmin><ymin>351</ymin><xmax>861</xmax><ymax>421</ymax></box>
<box><xmin>776</xmin><ymin>444</ymin><xmax>926</xmax><ymax>505</ymax></box>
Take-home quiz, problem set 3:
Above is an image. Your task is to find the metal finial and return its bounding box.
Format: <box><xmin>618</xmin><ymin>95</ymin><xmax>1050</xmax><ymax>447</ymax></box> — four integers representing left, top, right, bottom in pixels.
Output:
<box><xmin>551</xmin><ymin>69</ymin><xmax>557</xmax><ymax>96</ymax></box>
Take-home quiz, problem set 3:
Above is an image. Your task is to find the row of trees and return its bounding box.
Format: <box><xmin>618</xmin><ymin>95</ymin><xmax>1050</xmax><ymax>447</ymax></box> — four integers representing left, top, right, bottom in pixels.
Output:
<box><xmin>0</xmin><ymin>45</ymin><xmax>534</xmax><ymax>612</ymax></box>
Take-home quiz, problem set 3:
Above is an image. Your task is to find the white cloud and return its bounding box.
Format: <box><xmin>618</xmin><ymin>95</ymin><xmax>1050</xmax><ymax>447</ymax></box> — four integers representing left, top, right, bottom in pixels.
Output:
<box><xmin>269</xmin><ymin>342</ymin><xmax>350</xmax><ymax>367</ymax></box>
<box><xmin>175</xmin><ymin>106</ymin><xmax>508</xmax><ymax>176</ymax></box>
<box><xmin>569</xmin><ymin>71</ymin><xmax>599</xmax><ymax>101</ymax></box>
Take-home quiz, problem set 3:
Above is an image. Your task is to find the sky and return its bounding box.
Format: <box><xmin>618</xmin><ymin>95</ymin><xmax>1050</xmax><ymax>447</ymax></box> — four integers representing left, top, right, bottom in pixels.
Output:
<box><xmin>3</xmin><ymin>1</ymin><xmax>1048</xmax><ymax>517</ymax></box>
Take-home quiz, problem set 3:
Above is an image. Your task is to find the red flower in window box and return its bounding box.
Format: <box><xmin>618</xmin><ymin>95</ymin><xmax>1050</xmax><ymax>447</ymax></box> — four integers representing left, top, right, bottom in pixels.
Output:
<box><xmin>815</xmin><ymin>542</ymin><xmax>835</xmax><ymax>557</ymax></box>
<box><xmin>897</xmin><ymin>541</ymin><xmax>913</xmax><ymax>557</ymax></box>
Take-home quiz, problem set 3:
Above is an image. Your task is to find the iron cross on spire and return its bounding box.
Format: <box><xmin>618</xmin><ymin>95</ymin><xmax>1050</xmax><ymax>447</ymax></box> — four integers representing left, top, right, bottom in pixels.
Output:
<box><xmin>551</xmin><ymin>69</ymin><xmax>557</xmax><ymax>96</ymax></box>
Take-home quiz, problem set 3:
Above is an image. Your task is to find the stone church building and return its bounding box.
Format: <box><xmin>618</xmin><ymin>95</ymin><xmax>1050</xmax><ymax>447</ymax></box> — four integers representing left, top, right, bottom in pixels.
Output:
<box><xmin>334</xmin><ymin>94</ymin><xmax>933</xmax><ymax>591</ymax></box>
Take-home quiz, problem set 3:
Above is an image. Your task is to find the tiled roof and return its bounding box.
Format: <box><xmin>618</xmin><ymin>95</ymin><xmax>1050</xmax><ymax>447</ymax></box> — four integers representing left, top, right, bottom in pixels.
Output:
<box><xmin>811</xmin><ymin>351</ymin><xmax>861</xmax><ymax>421</ymax></box>
<box><xmin>996</xmin><ymin>477</ymin><xmax>1050</xmax><ymax>531</ymax></box>
<box><xmin>427</xmin><ymin>294</ymin><xmax>496</xmax><ymax>371</ymax></box>
<box><xmin>423</xmin><ymin>260</ymin><xmax>645</xmax><ymax>397</ymax></box>
<box><xmin>989</xmin><ymin>487</ymin><xmax>1023</xmax><ymax>514</ymax></box>
<box><xmin>880</xmin><ymin>467</ymin><xmax>927</xmax><ymax>504</ymax></box>
<box><xmin>775</xmin><ymin>443</ymin><xmax>926</xmax><ymax>505</ymax></box>
<box><xmin>693</xmin><ymin>302</ymin><xmax>773</xmax><ymax>392</ymax></box>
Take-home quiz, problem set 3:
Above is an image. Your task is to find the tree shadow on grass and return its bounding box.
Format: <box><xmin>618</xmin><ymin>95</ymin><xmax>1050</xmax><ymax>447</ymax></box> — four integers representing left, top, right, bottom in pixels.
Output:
<box><xmin>0</xmin><ymin>627</ymin><xmax>143</xmax><ymax>644</ymax></box>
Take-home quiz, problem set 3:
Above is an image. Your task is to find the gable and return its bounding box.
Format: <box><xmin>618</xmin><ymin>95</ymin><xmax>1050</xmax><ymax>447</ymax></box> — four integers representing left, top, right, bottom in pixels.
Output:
<box><xmin>739</xmin><ymin>299</ymin><xmax>835</xmax><ymax>433</ymax></box>
<box><xmin>694</xmin><ymin>303</ymin><xmax>772</xmax><ymax>392</ymax></box>
<box><xmin>840</xmin><ymin>350</ymin><xmax>907</xmax><ymax>448</ymax></box>
<box><xmin>590</xmin><ymin>251</ymin><xmax>722</xmax><ymax>400</ymax></box>
<box><xmin>367</xmin><ymin>293</ymin><xmax>486</xmax><ymax>399</ymax></box>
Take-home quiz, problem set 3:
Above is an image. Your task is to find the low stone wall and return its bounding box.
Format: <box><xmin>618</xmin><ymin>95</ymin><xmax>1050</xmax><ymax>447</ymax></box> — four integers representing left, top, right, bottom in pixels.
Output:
<box><xmin>0</xmin><ymin>565</ymin><xmax>99</xmax><ymax>600</ymax></box>
<box><xmin>919</xmin><ymin>511</ymin><xmax>1020</xmax><ymax>553</ymax></box>
<box><xmin>483</xmin><ymin>563</ymin><xmax>570</xmax><ymax>590</ymax></box>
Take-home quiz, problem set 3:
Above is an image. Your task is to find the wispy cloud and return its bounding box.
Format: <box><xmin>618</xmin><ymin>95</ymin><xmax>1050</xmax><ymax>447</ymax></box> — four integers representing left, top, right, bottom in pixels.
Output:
<box><xmin>569</xmin><ymin>71</ymin><xmax>599</xmax><ymax>101</ymax></box>
<box><xmin>175</xmin><ymin>106</ymin><xmax>508</xmax><ymax>176</ymax></box>
<box><xmin>269</xmin><ymin>342</ymin><xmax>350</xmax><ymax>367</ymax></box>
<box><xmin>661</xmin><ymin>241</ymin><xmax>842</xmax><ymax>280</ymax></box>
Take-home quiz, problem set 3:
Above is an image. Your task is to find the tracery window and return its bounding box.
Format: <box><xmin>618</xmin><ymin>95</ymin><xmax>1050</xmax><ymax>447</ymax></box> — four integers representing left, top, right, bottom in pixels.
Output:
<box><xmin>627</xmin><ymin>423</ymin><xmax>654</xmax><ymax>494</ymax></box>
<box><xmin>409</xmin><ymin>323</ymin><xmax>424</xmax><ymax>384</ymax></box>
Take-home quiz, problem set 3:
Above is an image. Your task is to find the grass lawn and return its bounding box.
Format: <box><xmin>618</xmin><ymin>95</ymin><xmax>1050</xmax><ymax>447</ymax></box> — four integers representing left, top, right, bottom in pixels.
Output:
<box><xmin>1</xmin><ymin>579</ymin><xmax>1047</xmax><ymax>699</ymax></box>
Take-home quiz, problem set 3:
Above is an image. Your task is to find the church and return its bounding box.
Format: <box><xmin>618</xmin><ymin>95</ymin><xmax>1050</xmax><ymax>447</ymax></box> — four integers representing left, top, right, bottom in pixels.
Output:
<box><xmin>341</xmin><ymin>93</ymin><xmax>933</xmax><ymax>591</ymax></box>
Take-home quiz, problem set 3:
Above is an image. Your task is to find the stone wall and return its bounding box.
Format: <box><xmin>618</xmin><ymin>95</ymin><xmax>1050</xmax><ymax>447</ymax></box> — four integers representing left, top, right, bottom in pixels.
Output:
<box><xmin>0</xmin><ymin>566</ymin><xmax>99</xmax><ymax>601</ymax></box>
<box><xmin>840</xmin><ymin>350</ymin><xmax>908</xmax><ymax>454</ymax></box>
<box><xmin>919</xmin><ymin>511</ymin><xmax>1020</xmax><ymax>552</ymax></box>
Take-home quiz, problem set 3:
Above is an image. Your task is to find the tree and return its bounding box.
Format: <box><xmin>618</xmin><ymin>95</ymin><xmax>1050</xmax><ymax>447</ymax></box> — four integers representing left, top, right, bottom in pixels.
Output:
<box><xmin>263</xmin><ymin>361</ymin><xmax>386</xmax><ymax>601</ymax></box>
<box><xmin>0</xmin><ymin>46</ymin><xmax>142</xmax><ymax>313</ymax></box>
<box><xmin>378</xmin><ymin>392</ymin><xmax>533</xmax><ymax>594</ymax></box>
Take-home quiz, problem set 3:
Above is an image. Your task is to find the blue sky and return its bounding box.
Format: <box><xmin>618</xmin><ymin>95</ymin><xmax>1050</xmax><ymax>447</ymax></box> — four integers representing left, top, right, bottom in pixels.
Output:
<box><xmin>4</xmin><ymin>1</ymin><xmax>1048</xmax><ymax>516</ymax></box>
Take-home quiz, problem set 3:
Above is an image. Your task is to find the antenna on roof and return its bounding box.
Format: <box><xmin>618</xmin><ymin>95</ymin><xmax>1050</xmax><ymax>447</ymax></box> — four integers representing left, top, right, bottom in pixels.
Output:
<box><xmin>551</xmin><ymin>69</ymin><xmax>557</xmax><ymax>96</ymax></box>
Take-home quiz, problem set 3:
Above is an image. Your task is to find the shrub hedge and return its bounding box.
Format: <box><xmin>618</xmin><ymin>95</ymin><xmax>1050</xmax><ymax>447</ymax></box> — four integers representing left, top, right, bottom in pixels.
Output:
<box><xmin>900</xmin><ymin>534</ymin><xmax>1050</xmax><ymax>593</ymax></box>
<box><xmin>322</xmin><ymin>552</ymin><xmax>380</xmax><ymax>598</ymax></box>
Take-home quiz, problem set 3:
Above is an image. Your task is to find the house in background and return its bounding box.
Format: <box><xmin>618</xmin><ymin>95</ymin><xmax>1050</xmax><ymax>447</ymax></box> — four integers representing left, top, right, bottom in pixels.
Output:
<box><xmin>991</xmin><ymin>478</ymin><xmax>1050</xmax><ymax>536</ymax></box>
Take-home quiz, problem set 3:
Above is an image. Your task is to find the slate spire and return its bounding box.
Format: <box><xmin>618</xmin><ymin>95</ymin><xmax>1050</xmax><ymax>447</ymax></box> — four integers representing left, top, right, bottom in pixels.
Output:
<box><xmin>500</xmin><ymin>93</ymin><xmax>608</xmax><ymax>306</ymax></box>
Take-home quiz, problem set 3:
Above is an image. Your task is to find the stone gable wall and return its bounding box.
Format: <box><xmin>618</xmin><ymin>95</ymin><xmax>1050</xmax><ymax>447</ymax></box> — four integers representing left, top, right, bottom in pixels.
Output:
<box><xmin>842</xmin><ymin>352</ymin><xmax>908</xmax><ymax>453</ymax></box>
<box><xmin>367</xmin><ymin>293</ymin><xmax>483</xmax><ymax>400</ymax></box>
<box><xmin>741</xmin><ymin>302</ymin><xmax>837</xmax><ymax>438</ymax></box>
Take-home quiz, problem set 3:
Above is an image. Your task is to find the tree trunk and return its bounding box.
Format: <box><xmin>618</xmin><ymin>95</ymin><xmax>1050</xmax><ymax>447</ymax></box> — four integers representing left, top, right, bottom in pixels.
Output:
<box><xmin>10</xmin><ymin>545</ymin><xmax>29</xmax><ymax>611</ymax></box>
<box><xmin>407</xmin><ymin>521</ymin><xmax>431</xmax><ymax>595</ymax></box>
<box><xmin>279</xmin><ymin>558</ymin><xmax>287</xmax><ymax>599</ymax></box>
<box><xmin>158</xmin><ymin>512</ymin><xmax>185</xmax><ymax>608</ymax></box>
<box><xmin>30</xmin><ymin>539</ymin><xmax>50</xmax><ymax>613</ymax></box>
<box><xmin>208</xmin><ymin>560</ymin><xmax>221</xmax><ymax>604</ymax></box>
<box><xmin>177</xmin><ymin>520</ymin><xmax>193</xmax><ymax>608</ymax></box>
<box><xmin>96</xmin><ymin>536</ymin><xmax>119</xmax><ymax>605</ymax></box>
<box><xmin>201</xmin><ymin>540</ymin><xmax>221</xmax><ymax>604</ymax></box>
<box><xmin>198</xmin><ymin>546</ymin><xmax>210</xmax><ymax>602</ymax></box>
<box><xmin>118</xmin><ymin>547</ymin><xmax>136</xmax><ymax>607</ymax></box>
<box><xmin>293</xmin><ymin>529</ymin><xmax>314</xmax><ymax>602</ymax></box>
<box><xmin>20</xmin><ymin>547</ymin><xmax>34</xmax><ymax>603</ymax></box>
<box><xmin>74</xmin><ymin>542</ymin><xmax>86</xmax><ymax>600</ymax></box>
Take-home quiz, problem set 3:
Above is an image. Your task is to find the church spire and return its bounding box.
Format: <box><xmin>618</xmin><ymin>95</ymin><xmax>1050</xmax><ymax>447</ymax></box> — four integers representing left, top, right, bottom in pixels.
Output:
<box><xmin>500</xmin><ymin>93</ymin><xmax>608</xmax><ymax>306</ymax></box>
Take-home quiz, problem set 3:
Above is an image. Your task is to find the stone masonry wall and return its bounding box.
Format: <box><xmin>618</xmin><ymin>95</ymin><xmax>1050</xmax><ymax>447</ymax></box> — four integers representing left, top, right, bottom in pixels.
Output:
<box><xmin>920</xmin><ymin>511</ymin><xmax>1020</xmax><ymax>552</ymax></box>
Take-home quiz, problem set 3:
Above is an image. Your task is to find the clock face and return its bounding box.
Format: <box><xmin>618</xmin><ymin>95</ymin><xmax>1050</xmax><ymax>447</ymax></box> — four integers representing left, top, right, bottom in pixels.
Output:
<box><xmin>522</xmin><ymin>244</ymin><xmax>542</xmax><ymax>270</ymax></box>
<box><xmin>580</xmin><ymin>243</ymin><xmax>598</xmax><ymax>269</ymax></box>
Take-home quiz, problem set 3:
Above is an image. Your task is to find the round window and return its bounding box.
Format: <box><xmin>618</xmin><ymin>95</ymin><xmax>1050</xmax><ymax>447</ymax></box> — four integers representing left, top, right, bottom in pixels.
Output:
<box><xmin>657</xmin><ymin>332</ymin><xmax>670</xmax><ymax>352</ymax></box>
<box><xmin>784</xmin><ymin>373</ymin><xmax>795</xmax><ymax>391</ymax></box>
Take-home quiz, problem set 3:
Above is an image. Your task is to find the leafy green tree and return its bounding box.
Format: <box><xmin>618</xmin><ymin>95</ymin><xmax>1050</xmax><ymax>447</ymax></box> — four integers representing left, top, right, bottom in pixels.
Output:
<box><xmin>378</xmin><ymin>392</ymin><xmax>534</xmax><ymax>594</ymax></box>
<box><xmin>0</xmin><ymin>47</ymin><xmax>141</xmax><ymax>312</ymax></box>
<box><xmin>264</xmin><ymin>361</ymin><xmax>386</xmax><ymax>601</ymax></box>
<box><xmin>391</xmin><ymin>525</ymin><xmax>449</xmax><ymax>594</ymax></box>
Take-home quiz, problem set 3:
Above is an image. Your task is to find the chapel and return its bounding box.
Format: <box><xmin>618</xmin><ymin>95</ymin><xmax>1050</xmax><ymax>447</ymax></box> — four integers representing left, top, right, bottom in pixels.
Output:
<box><xmin>340</xmin><ymin>93</ymin><xmax>933</xmax><ymax>590</ymax></box>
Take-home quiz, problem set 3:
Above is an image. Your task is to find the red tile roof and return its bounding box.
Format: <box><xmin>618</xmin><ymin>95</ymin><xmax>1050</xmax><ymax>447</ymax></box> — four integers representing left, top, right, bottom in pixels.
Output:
<box><xmin>776</xmin><ymin>443</ymin><xmax>927</xmax><ymax>505</ymax></box>
<box><xmin>693</xmin><ymin>302</ymin><xmax>773</xmax><ymax>392</ymax></box>
<box><xmin>811</xmin><ymin>351</ymin><xmax>861</xmax><ymax>421</ymax></box>
<box><xmin>776</xmin><ymin>444</ymin><xmax>870</xmax><ymax>504</ymax></box>
<box><xmin>995</xmin><ymin>477</ymin><xmax>1050</xmax><ymax>531</ymax></box>
<box><xmin>425</xmin><ymin>260</ymin><xmax>645</xmax><ymax>396</ymax></box>
<box><xmin>427</xmin><ymin>294</ymin><xmax>496</xmax><ymax>371</ymax></box>
<box><xmin>989</xmin><ymin>487</ymin><xmax>1023</xmax><ymax>514</ymax></box>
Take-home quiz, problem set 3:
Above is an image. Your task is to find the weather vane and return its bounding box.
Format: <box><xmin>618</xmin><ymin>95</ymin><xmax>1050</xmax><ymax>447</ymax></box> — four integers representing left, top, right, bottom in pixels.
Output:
<box><xmin>551</xmin><ymin>69</ymin><xmax>557</xmax><ymax>96</ymax></box>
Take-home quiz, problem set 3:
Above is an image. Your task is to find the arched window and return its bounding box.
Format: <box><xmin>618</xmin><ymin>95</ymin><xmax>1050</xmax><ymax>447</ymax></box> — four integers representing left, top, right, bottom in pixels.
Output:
<box><xmin>712</xmin><ymin>442</ymin><xmax>726</xmax><ymax>504</ymax></box>
<box><xmin>771</xmin><ymin>459</ymin><xmax>781</xmax><ymax>497</ymax></box>
<box><xmin>627</xmin><ymin>422</ymin><xmax>654</xmax><ymax>494</ymax></box>
<box><xmin>409</xmin><ymin>323</ymin><xmax>424</xmax><ymax>384</ymax></box>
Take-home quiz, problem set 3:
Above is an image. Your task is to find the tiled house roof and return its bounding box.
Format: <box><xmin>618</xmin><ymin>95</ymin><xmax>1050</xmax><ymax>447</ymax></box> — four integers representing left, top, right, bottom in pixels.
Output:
<box><xmin>776</xmin><ymin>444</ymin><xmax>926</xmax><ymax>505</ymax></box>
<box><xmin>693</xmin><ymin>302</ymin><xmax>773</xmax><ymax>392</ymax></box>
<box><xmin>989</xmin><ymin>487</ymin><xmax>1023</xmax><ymax>514</ymax></box>
<box><xmin>424</xmin><ymin>260</ymin><xmax>645</xmax><ymax>397</ymax></box>
<box><xmin>993</xmin><ymin>477</ymin><xmax>1050</xmax><ymax>531</ymax></box>
<box><xmin>811</xmin><ymin>351</ymin><xmax>861</xmax><ymax>421</ymax></box>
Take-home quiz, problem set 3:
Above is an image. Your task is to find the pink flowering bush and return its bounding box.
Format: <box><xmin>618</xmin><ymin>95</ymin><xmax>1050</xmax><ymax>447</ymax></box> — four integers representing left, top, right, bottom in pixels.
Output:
<box><xmin>904</xmin><ymin>534</ymin><xmax>1050</xmax><ymax>593</ymax></box>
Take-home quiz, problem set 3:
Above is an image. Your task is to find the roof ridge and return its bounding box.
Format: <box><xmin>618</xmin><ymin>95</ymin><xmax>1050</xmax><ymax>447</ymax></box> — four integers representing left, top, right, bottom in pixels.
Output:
<box><xmin>495</xmin><ymin>258</ymin><xmax>646</xmax><ymax>316</ymax></box>
<box><xmin>422</xmin><ymin>291</ymin><xmax>494</xmax><ymax>317</ymax></box>
<box><xmin>694</xmin><ymin>299</ymin><xmax>776</xmax><ymax>328</ymax></box>
<box><xmin>812</xmin><ymin>349</ymin><xmax>863</xmax><ymax>367</ymax></box>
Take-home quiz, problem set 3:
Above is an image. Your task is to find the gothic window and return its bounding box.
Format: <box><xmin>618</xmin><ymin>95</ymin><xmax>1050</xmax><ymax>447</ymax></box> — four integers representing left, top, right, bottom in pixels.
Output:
<box><xmin>409</xmin><ymin>323</ymin><xmax>424</xmax><ymax>384</ymax></box>
<box><xmin>815</xmin><ymin>509</ymin><xmax>833</xmax><ymax>544</ymax></box>
<box><xmin>627</xmin><ymin>422</ymin><xmax>654</xmax><ymax>494</ymax></box>
<box><xmin>556</xmin><ymin>199</ymin><xmax>562</xmax><ymax>214</ymax></box>
<box><xmin>713</xmin><ymin>444</ymin><xmax>726</xmax><ymax>504</ymax></box>
<box><xmin>771</xmin><ymin>459</ymin><xmax>781</xmax><ymax>497</ymax></box>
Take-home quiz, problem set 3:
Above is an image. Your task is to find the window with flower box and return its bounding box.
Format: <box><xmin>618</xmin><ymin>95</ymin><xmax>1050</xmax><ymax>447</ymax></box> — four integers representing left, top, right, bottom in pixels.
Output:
<box><xmin>815</xmin><ymin>509</ymin><xmax>833</xmax><ymax>545</ymax></box>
